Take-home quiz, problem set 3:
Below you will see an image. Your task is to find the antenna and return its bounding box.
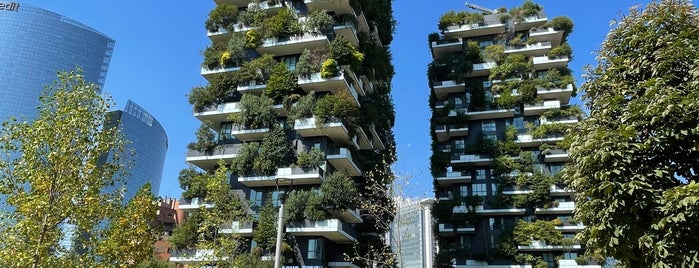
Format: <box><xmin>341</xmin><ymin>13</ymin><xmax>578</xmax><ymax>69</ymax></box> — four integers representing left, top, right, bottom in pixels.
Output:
<box><xmin>465</xmin><ymin>1</ymin><xmax>497</xmax><ymax>14</ymax></box>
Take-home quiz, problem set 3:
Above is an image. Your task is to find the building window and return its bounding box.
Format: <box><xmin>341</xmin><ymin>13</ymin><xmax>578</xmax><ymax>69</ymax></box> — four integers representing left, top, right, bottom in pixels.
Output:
<box><xmin>455</xmin><ymin>140</ymin><xmax>465</xmax><ymax>152</ymax></box>
<box><xmin>476</xmin><ymin>169</ymin><xmax>486</xmax><ymax>180</ymax></box>
<box><xmin>220</xmin><ymin>122</ymin><xmax>234</xmax><ymax>141</ymax></box>
<box><xmin>283</xmin><ymin>56</ymin><xmax>297</xmax><ymax>71</ymax></box>
<box><xmin>479</xmin><ymin>40</ymin><xmax>493</xmax><ymax>48</ymax></box>
<box><xmin>482</xmin><ymin>120</ymin><xmax>496</xmax><ymax>132</ymax></box>
<box><xmin>472</xmin><ymin>183</ymin><xmax>486</xmax><ymax>196</ymax></box>
<box><xmin>272</xmin><ymin>190</ymin><xmax>285</xmax><ymax>206</ymax></box>
<box><xmin>543</xmin><ymin>253</ymin><xmax>555</xmax><ymax>268</ymax></box>
<box><xmin>459</xmin><ymin>185</ymin><xmax>468</xmax><ymax>197</ymax></box>
<box><xmin>308</xmin><ymin>239</ymin><xmax>324</xmax><ymax>260</ymax></box>
<box><xmin>482</xmin><ymin>81</ymin><xmax>492</xmax><ymax>89</ymax></box>
<box><xmin>250</xmin><ymin>190</ymin><xmax>262</xmax><ymax>208</ymax></box>
<box><xmin>549</xmin><ymin>164</ymin><xmax>565</xmax><ymax>176</ymax></box>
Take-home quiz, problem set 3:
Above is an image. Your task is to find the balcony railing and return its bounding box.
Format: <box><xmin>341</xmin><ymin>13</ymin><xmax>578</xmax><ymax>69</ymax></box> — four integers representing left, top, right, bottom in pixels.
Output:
<box><xmin>535</xmin><ymin>201</ymin><xmax>575</xmax><ymax>214</ymax></box>
<box><xmin>436</xmin><ymin>171</ymin><xmax>471</xmax><ymax>187</ymax></box>
<box><xmin>286</xmin><ymin>218</ymin><xmax>358</xmax><ymax>244</ymax></box>
<box><xmin>532</xmin><ymin>55</ymin><xmax>569</xmax><ymax>70</ymax></box>
<box><xmin>257</xmin><ymin>33</ymin><xmax>330</xmax><ymax>56</ymax></box>
<box><xmin>523</xmin><ymin>100</ymin><xmax>561</xmax><ymax>116</ymax></box>
<box><xmin>504</xmin><ymin>41</ymin><xmax>552</xmax><ymax>57</ymax></box>
<box><xmin>430</xmin><ymin>38</ymin><xmax>463</xmax><ymax>59</ymax></box>
<box><xmin>451</xmin><ymin>154</ymin><xmax>492</xmax><ymax>166</ymax></box>
<box><xmin>443</xmin><ymin>22</ymin><xmax>506</xmax><ymax>38</ymax></box>
<box><xmin>170</xmin><ymin>249</ymin><xmax>218</xmax><ymax>263</ymax></box>
<box><xmin>186</xmin><ymin>143</ymin><xmax>243</xmax><ymax>170</ymax></box>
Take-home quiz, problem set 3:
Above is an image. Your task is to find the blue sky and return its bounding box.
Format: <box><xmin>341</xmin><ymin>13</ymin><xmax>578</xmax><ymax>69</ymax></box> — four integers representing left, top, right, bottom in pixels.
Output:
<box><xmin>21</xmin><ymin>0</ymin><xmax>648</xmax><ymax>199</ymax></box>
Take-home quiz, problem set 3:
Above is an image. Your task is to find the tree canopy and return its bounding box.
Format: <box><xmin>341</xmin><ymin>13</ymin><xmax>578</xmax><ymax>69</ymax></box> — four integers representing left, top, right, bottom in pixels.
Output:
<box><xmin>564</xmin><ymin>1</ymin><xmax>699</xmax><ymax>267</ymax></box>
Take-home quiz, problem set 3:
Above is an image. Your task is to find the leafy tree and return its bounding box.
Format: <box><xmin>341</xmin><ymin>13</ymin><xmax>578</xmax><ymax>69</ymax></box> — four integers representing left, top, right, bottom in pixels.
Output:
<box><xmin>264</xmin><ymin>63</ymin><xmax>297</xmax><ymax>102</ymax></box>
<box><xmin>255</xmin><ymin>129</ymin><xmax>294</xmax><ymax>175</ymax></box>
<box><xmin>329</xmin><ymin>36</ymin><xmax>364</xmax><ymax>71</ymax></box>
<box><xmin>295</xmin><ymin>147</ymin><xmax>325</xmax><ymax>168</ymax></box>
<box><xmin>230</xmin><ymin>94</ymin><xmax>276</xmax><ymax>129</ymax></box>
<box><xmin>564</xmin><ymin>1</ymin><xmax>699</xmax><ymax>267</ymax></box>
<box><xmin>545</xmin><ymin>16</ymin><xmax>574</xmax><ymax>42</ymax></box>
<box><xmin>264</xmin><ymin>8</ymin><xmax>302</xmax><ymax>38</ymax></box>
<box><xmin>305</xmin><ymin>9</ymin><xmax>334</xmax><ymax>34</ymax></box>
<box><xmin>205</xmin><ymin>3</ymin><xmax>238</xmax><ymax>32</ymax></box>
<box><xmin>187</xmin><ymin>123</ymin><xmax>218</xmax><ymax>152</ymax></box>
<box><xmin>253</xmin><ymin>195</ymin><xmax>278</xmax><ymax>251</ymax></box>
<box><xmin>314</xmin><ymin>91</ymin><xmax>359</xmax><ymax>127</ymax></box>
<box><xmin>0</xmin><ymin>69</ymin><xmax>157</xmax><ymax>267</ymax></box>
<box><xmin>320</xmin><ymin>171</ymin><xmax>358</xmax><ymax>209</ymax></box>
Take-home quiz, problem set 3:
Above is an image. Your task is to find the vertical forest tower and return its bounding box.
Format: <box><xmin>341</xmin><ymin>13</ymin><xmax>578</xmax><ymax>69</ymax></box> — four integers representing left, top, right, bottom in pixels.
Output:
<box><xmin>173</xmin><ymin>0</ymin><xmax>397</xmax><ymax>267</ymax></box>
<box><xmin>428</xmin><ymin>2</ymin><xmax>593</xmax><ymax>267</ymax></box>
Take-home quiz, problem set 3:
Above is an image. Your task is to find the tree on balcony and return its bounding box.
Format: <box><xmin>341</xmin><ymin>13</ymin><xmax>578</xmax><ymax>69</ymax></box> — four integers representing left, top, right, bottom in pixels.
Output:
<box><xmin>235</xmin><ymin>54</ymin><xmax>276</xmax><ymax>86</ymax></box>
<box><xmin>489</xmin><ymin>54</ymin><xmax>532</xmax><ymax>81</ymax></box>
<box><xmin>305</xmin><ymin>9</ymin><xmax>334</xmax><ymax>35</ymax></box>
<box><xmin>565</xmin><ymin>1</ymin><xmax>699</xmax><ymax>266</ymax></box>
<box><xmin>548</xmin><ymin>43</ymin><xmax>572</xmax><ymax>59</ymax></box>
<box><xmin>256</xmin><ymin>129</ymin><xmax>295</xmax><ymax>175</ymax></box>
<box><xmin>437</xmin><ymin>10</ymin><xmax>484</xmax><ymax>31</ymax></box>
<box><xmin>179</xmin><ymin>166</ymin><xmax>209</xmax><ymax>199</ymax></box>
<box><xmin>296</xmin><ymin>147</ymin><xmax>325</xmax><ymax>168</ymax></box>
<box><xmin>314</xmin><ymin>91</ymin><xmax>359</xmax><ymax>127</ymax></box>
<box><xmin>544</xmin><ymin>16</ymin><xmax>574</xmax><ymax>42</ymax></box>
<box><xmin>205</xmin><ymin>3</ymin><xmax>238</xmax><ymax>32</ymax></box>
<box><xmin>239</xmin><ymin>3</ymin><xmax>266</xmax><ymax>27</ymax></box>
<box><xmin>188</xmin><ymin>74</ymin><xmax>238</xmax><ymax>112</ymax></box>
<box><xmin>321</xmin><ymin>171</ymin><xmax>358</xmax><ymax>210</ymax></box>
<box><xmin>508</xmin><ymin>0</ymin><xmax>542</xmax><ymax>22</ymax></box>
<box><xmin>329</xmin><ymin>36</ymin><xmax>364</xmax><ymax>72</ymax></box>
<box><xmin>253</xmin><ymin>196</ymin><xmax>278</xmax><ymax>253</ymax></box>
<box><xmin>265</xmin><ymin>63</ymin><xmax>298</xmax><ymax>103</ymax></box>
<box><xmin>264</xmin><ymin>8</ymin><xmax>303</xmax><ymax>38</ymax></box>
<box><xmin>285</xmin><ymin>92</ymin><xmax>316</xmax><ymax>123</ymax></box>
<box><xmin>295</xmin><ymin>48</ymin><xmax>327</xmax><ymax>78</ymax></box>
<box><xmin>187</xmin><ymin>123</ymin><xmax>218</xmax><ymax>153</ymax></box>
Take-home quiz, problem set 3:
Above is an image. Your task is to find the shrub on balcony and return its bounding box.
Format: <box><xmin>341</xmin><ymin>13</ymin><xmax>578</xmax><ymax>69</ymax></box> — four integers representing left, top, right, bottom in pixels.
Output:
<box><xmin>513</xmin><ymin>219</ymin><xmax>563</xmax><ymax>246</ymax></box>
<box><xmin>541</xmin><ymin>105</ymin><xmax>583</xmax><ymax>120</ymax></box>
<box><xmin>437</xmin><ymin>10</ymin><xmax>484</xmax><ymax>31</ymax></box>
<box><xmin>489</xmin><ymin>54</ymin><xmax>532</xmax><ymax>81</ymax></box>
<box><xmin>329</xmin><ymin>36</ymin><xmax>364</xmax><ymax>71</ymax></box>
<box><xmin>321</xmin><ymin>171</ymin><xmax>358</xmax><ymax>209</ymax></box>
<box><xmin>484</xmin><ymin>44</ymin><xmax>506</xmax><ymax>65</ymax></box>
<box><xmin>306</xmin><ymin>9</ymin><xmax>334</xmax><ymax>34</ymax></box>
<box><xmin>244</xmin><ymin>29</ymin><xmax>263</xmax><ymax>48</ymax></box>
<box><xmin>202</xmin><ymin>42</ymin><xmax>227</xmax><ymax>70</ymax></box>
<box><xmin>320</xmin><ymin>58</ymin><xmax>339</xmax><ymax>78</ymax></box>
<box><xmin>265</xmin><ymin>63</ymin><xmax>297</xmax><ymax>102</ymax></box>
<box><xmin>285</xmin><ymin>92</ymin><xmax>315</xmax><ymax>122</ymax></box>
<box><xmin>509</xmin><ymin>0</ymin><xmax>542</xmax><ymax>22</ymax></box>
<box><xmin>235</xmin><ymin>54</ymin><xmax>277</xmax><ymax>85</ymax></box>
<box><xmin>239</xmin><ymin>3</ymin><xmax>266</xmax><ymax>27</ymax></box>
<box><xmin>179</xmin><ymin>167</ymin><xmax>209</xmax><ymax>200</ymax></box>
<box><xmin>314</xmin><ymin>91</ymin><xmax>359</xmax><ymax>127</ymax></box>
<box><xmin>169</xmin><ymin>212</ymin><xmax>202</xmax><ymax>249</ymax></box>
<box><xmin>545</xmin><ymin>16</ymin><xmax>574</xmax><ymax>41</ymax></box>
<box><xmin>231</xmin><ymin>142</ymin><xmax>260</xmax><ymax>176</ymax></box>
<box><xmin>229</xmin><ymin>94</ymin><xmax>275</xmax><ymax>129</ymax></box>
<box><xmin>187</xmin><ymin>86</ymin><xmax>215</xmax><ymax>113</ymax></box>
<box><xmin>187</xmin><ymin>123</ymin><xmax>218</xmax><ymax>153</ymax></box>
<box><xmin>530</xmin><ymin>123</ymin><xmax>568</xmax><ymax>138</ymax></box>
<box><xmin>285</xmin><ymin>190</ymin><xmax>314</xmax><ymax>223</ymax></box>
<box><xmin>188</xmin><ymin>74</ymin><xmax>238</xmax><ymax>112</ymax></box>
<box><xmin>295</xmin><ymin>49</ymin><xmax>317</xmax><ymax>77</ymax></box>
<box><xmin>205</xmin><ymin>3</ymin><xmax>238</xmax><ymax>32</ymax></box>
<box><xmin>296</xmin><ymin>147</ymin><xmax>325</xmax><ymax>168</ymax></box>
<box><xmin>265</xmin><ymin>8</ymin><xmax>303</xmax><ymax>38</ymax></box>
<box><xmin>255</xmin><ymin>129</ymin><xmax>295</xmax><ymax>175</ymax></box>
<box><xmin>549</xmin><ymin>43</ymin><xmax>572</xmax><ymax>59</ymax></box>
<box><xmin>253</xmin><ymin>197</ymin><xmax>278</xmax><ymax>251</ymax></box>
<box><xmin>226</xmin><ymin>37</ymin><xmax>247</xmax><ymax>65</ymax></box>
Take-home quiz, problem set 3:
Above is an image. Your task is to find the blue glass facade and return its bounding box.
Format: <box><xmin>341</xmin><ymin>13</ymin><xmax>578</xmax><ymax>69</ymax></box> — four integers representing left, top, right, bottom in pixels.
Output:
<box><xmin>0</xmin><ymin>3</ymin><xmax>114</xmax><ymax>121</ymax></box>
<box><xmin>111</xmin><ymin>100</ymin><xmax>168</xmax><ymax>202</ymax></box>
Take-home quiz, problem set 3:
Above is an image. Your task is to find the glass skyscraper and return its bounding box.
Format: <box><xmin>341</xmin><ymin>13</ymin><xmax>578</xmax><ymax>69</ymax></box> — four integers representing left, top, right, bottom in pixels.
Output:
<box><xmin>108</xmin><ymin>100</ymin><xmax>168</xmax><ymax>202</ymax></box>
<box><xmin>0</xmin><ymin>3</ymin><xmax>114</xmax><ymax>121</ymax></box>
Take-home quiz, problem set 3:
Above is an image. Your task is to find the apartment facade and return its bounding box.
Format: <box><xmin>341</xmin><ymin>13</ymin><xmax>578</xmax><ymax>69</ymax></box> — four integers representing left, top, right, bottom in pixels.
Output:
<box><xmin>428</xmin><ymin>2</ymin><xmax>597</xmax><ymax>268</ymax></box>
<box><xmin>172</xmin><ymin>0</ymin><xmax>396</xmax><ymax>267</ymax></box>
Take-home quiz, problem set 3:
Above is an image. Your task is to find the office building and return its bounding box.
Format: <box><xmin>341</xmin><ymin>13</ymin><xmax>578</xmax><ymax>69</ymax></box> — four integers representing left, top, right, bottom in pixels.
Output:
<box><xmin>390</xmin><ymin>198</ymin><xmax>436</xmax><ymax>268</ymax></box>
<box><xmin>428</xmin><ymin>2</ymin><xmax>598</xmax><ymax>267</ymax></box>
<box><xmin>172</xmin><ymin>0</ymin><xmax>396</xmax><ymax>267</ymax></box>
<box><xmin>107</xmin><ymin>100</ymin><xmax>168</xmax><ymax>201</ymax></box>
<box><xmin>0</xmin><ymin>2</ymin><xmax>114</xmax><ymax>121</ymax></box>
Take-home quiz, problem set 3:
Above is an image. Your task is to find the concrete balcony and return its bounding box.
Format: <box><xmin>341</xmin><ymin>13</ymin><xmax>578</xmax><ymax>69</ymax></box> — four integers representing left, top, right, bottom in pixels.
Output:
<box><xmin>443</xmin><ymin>22</ymin><xmax>506</xmax><ymax>38</ymax></box>
<box><xmin>514</xmin><ymin>15</ymin><xmax>548</xmax><ymax>31</ymax></box>
<box><xmin>465</xmin><ymin>108</ymin><xmax>516</xmax><ymax>120</ymax></box>
<box><xmin>541</xmin><ymin>116</ymin><xmax>578</xmax><ymax>125</ymax></box>
<box><xmin>329</xmin><ymin>262</ymin><xmax>360</xmax><ymax>268</ymax></box>
<box><xmin>555</xmin><ymin>222</ymin><xmax>585</xmax><ymax>233</ymax></box>
<box><xmin>355</xmin><ymin>127</ymin><xmax>373</xmax><ymax>149</ymax></box>
<box><xmin>327</xmin><ymin>147</ymin><xmax>362</xmax><ymax>176</ymax></box>
<box><xmin>430</xmin><ymin>38</ymin><xmax>463</xmax><ymax>59</ymax></box>
<box><xmin>294</xmin><ymin>117</ymin><xmax>356</xmax><ymax>147</ymax></box>
<box><xmin>543</xmin><ymin>149</ymin><xmax>569</xmax><ymax>162</ymax></box>
<box><xmin>432</xmin><ymin>80</ymin><xmax>466</xmax><ymax>99</ymax></box>
<box><xmin>237</xmin><ymin>80</ymin><xmax>267</xmax><ymax>94</ymax></box>
<box><xmin>230</xmin><ymin>125</ymin><xmax>270</xmax><ymax>141</ymax></box>
<box><xmin>451</xmin><ymin>154</ymin><xmax>493</xmax><ymax>166</ymax></box>
<box><xmin>523</xmin><ymin>100</ymin><xmax>561</xmax><ymax>116</ymax></box>
<box><xmin>247</xmin><ymin>0</ymin><xmax>284</xmax><ymax>15</ymax></box>
<box><xmin>466</xmin><ymin>62</ymin><xmax>497</xmax><ymax>77</ymax></box>
<box><xmin>455</xmin><ymin>260</ymin><xmax>532</xmax><ymax>268</ymax></box>
<box><xmin>328</xmin><ymin>208</ymin><xmax>363</xmax><ymax>224</ymax></box>
<box><xmin>535</xmin><ymin>201</ymin><xmax>575</xmax><ymax>215</ymax></box>
<box><xmin>178</xmin><ymin>197</ymin><xmax>214</xmax><ymax>210</ymax></box>
<box><xmin>220</xmin><ymin>221</ymin><xmax>254</xmax><ymax>236</ymax></box>
<box><xmin>516</xmin><ymin>134</ymin><xmax>564</xmax><ymax>147</ymax></box>
<box><xmin>434</xmin><ymin>125</ymin><xmax>449</xmax><ymax>142</ymax></box>
<box><xmin>504</xmin><ymin>41</ymin><xmax>552</xmax><ymax>57</ymax></box>
<box><xmin>438</xmin><ymin>223</ymin><xmax>475</xmax><ymax>236</ymax></box>
<box><xmin>304</xmin><ymin>0</ymin><xmax>353</xmax><ymax>15</ymax></box>
<box><xmin>257</xmin><ymin>33</ymin><xmax>330</xmax><ymax>56</ymax></box>
<box><xmin>239</xmin><ymin>167</ymin><xmax>325</xmax><ymax>187</ymax></box>
<box><xmin>214</xmin><ymin>0</ymin><xmax>252</xmax><ymax>6</ymax></box>
<box><xmin>186</xmin><ymin>143</ymin><xmax>242</xmax><ymax>170</ymax></box>
<box><xmin>207</xmin><ymin>23</ymin><xmax>256</xmax><ymax>43</ymax></box>
<box><xmin>194</xmin><ymin>102</ymin><xmax>241</xmax><ymax>123</ymax></box>
<box><xmin>170</xmin><ymin>249</ymin><xmax>219</xmax><ymax>263</ymax></box>
<box><xmin>550</xmin><ymin>184</ymin><xmax>573</xmax><ymax>196</ymax></box>
<box><xmin>298</xmin><ymin>71</ymin><xmax>360</xmax><ymax>106</ymax></box>
<box><xmin>448</xmin><ymin>124</ymin><xmax>469</xmax><ymax>137</ymax></box>
<box><xmin>528</xmin><ymin>27</ymin><xmax>563</xmax><ymax>46</ymax></box>
<box><xmin>201</xmin><ymin>65</ymin><xmax>241</xmax><ymax>81</ymax></box>
<box><xmin>474</xmin><ymin>205</ymin><xmax>526</xmax><ymax>216</ymax></box>
<box><xmin>537</xmin><ymin>84</ymin><xmax>574</xmax><ymax>104</ymax></box>
<box><xmin>334</xmin><ymin>21</ymin><xmax>359</xmax><ymax>47</ymax></box>
<box><xmin>558</xmin><ymin>259</ymin><xmax>601</xmax><ymax>268</ymax></box>
<box><xmin>532</xmin><ymin>55</ymin><xmax>569</xmax><ymax>70</ymax></box>
<box><xmin>502</xmin><ymin>185</ymin><xmax>533</xmax><ymax>195</ymax></box>
<box><xmin>436</xmin><ymin>171</ymin><xmax>472</xmax><ymax>187</ymax></box>
<box><xmin>286</xmin><ymin>219</ymin><xmax>358</xmax><ymax>244</ymax></box>
<box><xmin>518</xmin><ymin>240</ymin><xmax>581</xmax><ymax>251</ymax></box>
<box><xmin>368</xmin><ymin>125</ymin><xmax>385</xmax><ymax>150</ymax></box>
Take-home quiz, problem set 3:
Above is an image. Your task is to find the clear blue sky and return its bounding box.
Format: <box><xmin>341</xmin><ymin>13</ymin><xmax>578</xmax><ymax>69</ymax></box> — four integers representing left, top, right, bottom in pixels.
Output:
<box><xmin>21</xmin><ymin>0</ymin><xmax>648</xmax><ymax>199</ymax></box>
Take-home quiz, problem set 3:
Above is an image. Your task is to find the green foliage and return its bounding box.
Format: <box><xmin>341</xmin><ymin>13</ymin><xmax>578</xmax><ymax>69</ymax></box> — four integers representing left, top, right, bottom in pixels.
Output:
<box><xmin>489</xmin><ymin>54</ymin><xmax>532</xmax><ymax>81</ymax></box>
<box><xmin>235</xmin><ymin>54</ymin><xmax>277</xmax><ymax>85</ymax></box>
<box><xmin>205</xmin><ymin>3</ymin><xmax>238</xmax><ymax>32</ymax></box>
<box><xmin>296</xmin><ymin>147</ymin><xmax>325</xmax><ymax>168</ymax></box>
<box><xmin>509</xmin><ymin>0</ymin><xmax>542</xmax><ymax>21</ymax></box>
<box><xmin>239</xmin><ymin>4</ymin><xmax>266</xmax><ymax>27</ymax></box>
<box><xmin>255</xmin><ymin>129</ymin><xmax>294</xmax><ymax>175</ymax></box>
<box><xmin>295</xmin><ymin>48</ymin><xmax>326</xmax><ymax>77</ymax></box>
<box><xmin>438</xmin><ymin>10</ymin><xmax>484</xmax><ymax>31</ymax></box>
<box><xmin>284</xmin><ymin>190</ymin><xmax>311</xmax><ymax>223</ymax></box>
<box><xmin>546</xmin><ymin>16</ymin><xmax>574</xmax><ymax>41</ymax></box>
<box><xmin>265</xmin><ymin>63</ymin><xmax>297</xmax><ymax>102</ymax></box>
<box><xmin>169</xmin><ymin>212</ymin><xmax>201</xmax><ymax>249</ymax></box>
<box><xmin>565</xmin><ymin>2</ymin><xmax>699</xmax><ymax>266</ymax></box>
<box><xmin>231</xmin><ymin>141</ymin><xmax>260</xmax><ymax>176</ymax></box>
<box><xmin>188</xmin><ymin>73</ymin><xmax>237</xmax><ymax>112</ymax></box>
<box><xmin>306</xmin><ymin>9</ymin><xmax>334</xmax><ymax>34</ymax></box>
<box><xmin>513</xmin><ymin>219</ymin><xmax>563</xmax><ymax>246</ymax></box>
<box><xmin>253</xmin><ymin>196</ymin><xmax>278</xmax><ymax>250</ymax></box>
<box><xmin>187</xmin><ymin>123</ymin><xmax>218</xmax><ymax>152</ymax></box>
<box><xmin>179</xmin><ymin>167</ymin><xmax>208</xmax><ymax>199</ymax></box>
<box><xmin>549</xmin><ymin>43</ymin><xmax>572</xmax><ymax>59</ymax></box>
<box><xmin>285</xmin><ymin>93</ymin><xmax>315</xmax><ymax>122</ymax></box>
<box><xmin>229</xmin><ymin>94</ymin><xmax>275</xmax><ymax>129</ymax></box>
<box><xmin>226</xmin><ymin>36</ymin><xmax>247</xmax><ymax>64</ymax></box>
<box><xmin>529</xmin><ymin>123</ymin><xmax>568</xmax><ymax>139</ymax></box>
<box><xmin>320</xmin><ymin>58</ymin><xmax>339</xmax><ymax>78</ymax></box>
<box><xmin>542</xmin><ymin>105</ymin><xmax>583</xmax><ymax>120</ymax></box>
<box><xmin>202</xmin><ymin>42</ymin><xmax>227</xmax><ymax>69</ymax></box>
<box><xmin>0</xmin><ymin>69</ymin><xmax>157</xmax><ymax>266</ymax></box>
<box><xmin>244</xmin><ymin>29</ymin><xmax>263</xmax><ymax>48</ymax></box>
<box><xmin>321</xmin><ymin>171</ymin><xmax>358</xmax><ymax>209</ymax></box>
<box><xmin>314</xmin><ymin>91</ymin><xmax>360</xmax><ymax>127</ymax></box>
<box><xmin>484</xmin><ymin>44</ymin><xmax>506</xmax><ymax>64</ymax></box>
<box><xmin>264</xmin><ymin>8</ymin><xmax>302</xmax><ymax>38</ymax></box>
<box><xmin>329</xmin><ymin>36</ymin><xmax>364</xmax><ymax>71</ymax></box>
<box><xmin>427</xmin><ymin>32</ymin><xmax>440</xmax><ymax>43</ymax></box>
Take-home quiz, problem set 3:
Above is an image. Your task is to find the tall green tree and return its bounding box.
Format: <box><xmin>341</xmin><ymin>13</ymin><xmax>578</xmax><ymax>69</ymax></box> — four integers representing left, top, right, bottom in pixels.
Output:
<box><xmin>0</xmin><ymin>69</ymin><xmax>159</xmax><ymax>267</ymax></box>
<box><xmin>564</xmin><ymin>1</ymin><xmax>699</xmax><ymax>267</ymax></box>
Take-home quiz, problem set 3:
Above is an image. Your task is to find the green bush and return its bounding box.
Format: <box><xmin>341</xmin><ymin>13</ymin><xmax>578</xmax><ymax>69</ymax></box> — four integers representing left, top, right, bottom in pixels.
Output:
<box><xmin>265</xmin><ymin>8</ymin><xmax>303</xmax><ymax>38</ymax></box>
<box><xmin>244</xmin><ymin>29</ymin><xmax>263</xmax><ymax>48</ymax></box>
<box><xmin>255</xmin><ymin>129</ymin><xmax>295</xmax><ymax>175</ymax></box>
<box><xmin>549</xmin><ymin>43</ymin><xmax>573</xmax><ymax>59</ymax></box>
<box><xmin>186</xmin><ymin>123</ymin><xmax>217</xmax><ymax>152</ymax></box>
<box><xmin>235</xmin><ymin>54</ymin><xmax>277</xmax><ymax>85</ymax></box>
<box><xmin>205</xmin><ymin>3</ymin><xmax>238</xmax><ymax>32</ymax></box>
<box><xmin>489</xmin><ymin>54</ymin><xmax>532</xmax><ymax>81</ymax></box>
<box><xmin>438</xmin><ymin>10</ymin><xmax>484</xmax><ymax>31</ymax></box>
<box><xmin>239</xmin><ymin>4</ymin><xmax>266</xmax><ymax>27</ymax></box>
<box><xmin>231</xmin><ymin>142</ymin><xmax>260</xmax><ymax>175</ymax></box>
<box><xmin>202</xmin><ymin>43</ymin><xmax>227</xmax><ymax>69</ymax></box>
<box><xmin>265</xmin><ymin>63</ymin><xmax>297</xmax><ymax>102</ymax></box>
<box><xmin>321</xmin><ymin>171</ymin><xmax>358</xmax><ymax>209</ymax></box>
<box><xmin>285</xmin><ymin>93</ymin><xmax>315</xmax><ymax>122</ymax></box>
<box><xmin>545</xmin><ymin>16</ymin><xmax>574</xmax><ymax>41</ymax></box>
<box><xmin>296</xmin><ymin>147</ymin><xmax>325</xmax><ymax>168</ymax></box>
<box><xmin>226</xmin><ymin>36</ymin><xmax>247</xmax><ymax>65</ymax></box>
<box><xmin>314</xmin><ymin>91</ymin><xmax>359</xmax><ymax>127</ymax></box>
<box><xmin>329</xmin><ymin>36</ymin><xmax>364</xmax><ymax>71</ymax></box>
<box><xmin>320</xmin><ymin>58</ymin><xmax>338</xmax><ymax>78</ymax></box>
<box><xmin>306</xmin><ymin>9</ymin><xmax>334</xmax><ymax>34</ymax></box>
<box><xmin>295</xmin><ymin>49</ymin><xmax>319</xmax><ymax>77</ymax></box>
<box><xmin>187</xmin><ymin>85</ymin><xmax>215</xmax><ymax>112</ymax></box>
<box><xmin>513</xmin><ymin>219</ymin><xmax>563</xmax><ymax>246</ymax></box>
<box><xmin>229</xmin><ymin>94</ymin><xmax>275</xmax><ymax>129</ymax></box>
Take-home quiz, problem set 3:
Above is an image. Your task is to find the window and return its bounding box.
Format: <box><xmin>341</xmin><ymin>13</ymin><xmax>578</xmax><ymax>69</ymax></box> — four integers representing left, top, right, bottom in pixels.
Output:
<box><xmin>472</xmin><ymin>183</ymin><xmax>486</xmax><ymax>196</ymax></box>
<box><xmin>307</xmin><ymin>239</ymin><xmax>324</xmax><ymax>260</ymax></box>
<box><xmin>272</xmin><ymin>190</ymin><xmax>285</xmax><ymax>206</ymax></box>
<box><xmin>250</xmin><ymin>190</ymin><xmax>262</xmax><ymax>208</ymax></box>
<box><xmin>549</xmin><ymin>164</ymin><xmax>565</xmax><ymax>176</ymax></box>
<box><xmin>491</xmin><ymin>183</ymin><xmax>498</xmax><ymax>195</ymax></box>
<box><xmin>475</xmin><ymin>169</ymin><xmax>486</xmax><ymax>180</ymax></box>
<box><xmin>220</xmin><ymin>122</ymin><xmax>234</xmax><ymax>141</ymax></box>
<box><xmin>479</xmin><ymin>40</ymin><xmax>493</xmax><ymax>48</ymax></box>
<box><xmin>513</xmin><ymin>117</ymin><xmax>525</xmax><ymax>132</ymax></box>
<box><xmin>482</xmin><ymin>120</ymin><xmax>496</xmax><ymax>132</ymax></box>
<box><xmin>455</xmin><ymin>140</ymin><xmax>465</xmax><ymax>151</ymax></box>
<box><xmin>543</xmin><ymin>253</ymin><xmax>555</xmax><ymax>268</ymax></box>
<box><xmin>283</xmin><ymin>56</ymin><xmax>297</xmax><ymax>71</ymax></box>
<box><xmin>459</xmin><ymin>185</ymin><xmax>468</xmax><ymax>197</ymax></box>
<box><xmin>482</xmin><ymin>81</ymin><xmax>492</xmax><ymax>89</ymax></box>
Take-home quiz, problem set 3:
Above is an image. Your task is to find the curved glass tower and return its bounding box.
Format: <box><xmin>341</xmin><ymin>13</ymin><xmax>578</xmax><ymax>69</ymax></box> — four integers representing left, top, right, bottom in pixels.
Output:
<box><xmin>0</xmin><ymin>3</ymin><xmax>114</xmax><ymax>121</ymax></box>
<box><xmin>109</xmin><ymin>100</ymin><xmax>168</xmax><ymax>202</ymax></box>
